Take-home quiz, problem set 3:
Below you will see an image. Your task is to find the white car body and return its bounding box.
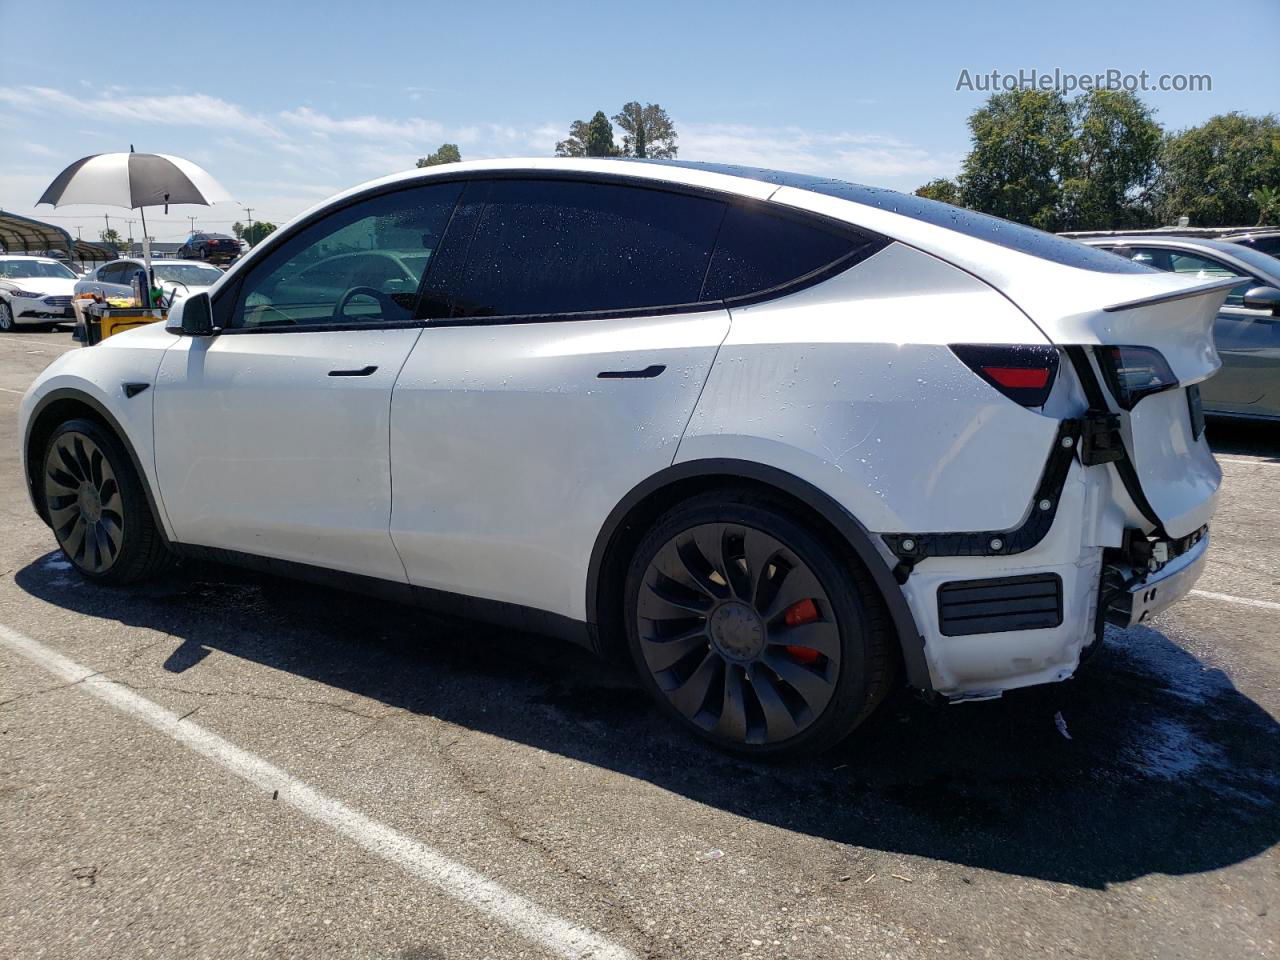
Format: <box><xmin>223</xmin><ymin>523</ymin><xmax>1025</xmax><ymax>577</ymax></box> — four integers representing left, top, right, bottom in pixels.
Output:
<box><xmin>75</xmin><ymin>258</ymin><xmax>225</xmax><ymax>303</ymax></box>
<box><xmin>0</xmin><ymin>255</ymin><xmax>79</xmax><ymax>328</ymax></box>
<box><xmin>18</xmin><ymin>158</ymin><xmax>1225</xmax><ymax>733</ymax></box>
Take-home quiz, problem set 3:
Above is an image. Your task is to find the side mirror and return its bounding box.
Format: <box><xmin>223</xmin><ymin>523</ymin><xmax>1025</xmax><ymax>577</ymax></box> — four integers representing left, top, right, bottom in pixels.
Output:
<box><xmin>176</xmin><ymin>291</ymin><xmax>215</xmax><ymax>336</ymax></box>
<box><xmin>1242</xmin><ymin>286</ymin><xmax>1280</xmax><ymax>313</ymax></box>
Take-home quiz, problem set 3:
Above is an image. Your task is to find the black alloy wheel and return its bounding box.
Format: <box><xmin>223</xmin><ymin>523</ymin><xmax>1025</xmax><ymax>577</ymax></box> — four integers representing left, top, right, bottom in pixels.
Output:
<box><xmin>42</xmin><ymin>419</ymin><xmax>170</xmax><ymax>584</ymax></box>
<box><xmin>625</xmin><ymin>492</ymin><xmax>895</xmax><ymax>757</ymax></box>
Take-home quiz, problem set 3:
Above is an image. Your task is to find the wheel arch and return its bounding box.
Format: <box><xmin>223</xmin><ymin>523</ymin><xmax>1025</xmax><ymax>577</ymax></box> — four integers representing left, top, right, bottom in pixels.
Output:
<box><xmin>586</xmin><ymin>458</ymin><xmax>931</xmax><ymax>691</ymax></box>
<box><xmin>24</xmin><ymin>388</ymin><xmax>170</xmax><ymax>544</ymax></box>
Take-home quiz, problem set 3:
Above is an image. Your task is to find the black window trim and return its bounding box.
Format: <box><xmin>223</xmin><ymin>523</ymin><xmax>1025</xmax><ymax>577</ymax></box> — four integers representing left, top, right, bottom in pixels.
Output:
<box><xmin>211</xmin><ymin>169</ymin><xmax>892</xmax><ymax>335</ymax></box>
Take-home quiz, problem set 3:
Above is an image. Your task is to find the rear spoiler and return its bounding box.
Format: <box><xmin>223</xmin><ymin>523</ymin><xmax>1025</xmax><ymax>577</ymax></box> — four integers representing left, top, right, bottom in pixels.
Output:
<box><xmin>1103</xmin><ymin>276</ymin><xmax>1244</xmax><ymax>313</ymax></box>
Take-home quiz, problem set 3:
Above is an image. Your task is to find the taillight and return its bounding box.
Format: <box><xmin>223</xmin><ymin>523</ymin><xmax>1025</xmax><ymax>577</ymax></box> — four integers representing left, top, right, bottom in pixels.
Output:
<box><xmin>950</xmin><ymin>344</ymin><xmax>1060</xmax><ymax>407</ymax></box>
<box><xmin>1098</xmin><ymin>345</ymin><xmax>1178</xmax><ymax>410</ymax></box>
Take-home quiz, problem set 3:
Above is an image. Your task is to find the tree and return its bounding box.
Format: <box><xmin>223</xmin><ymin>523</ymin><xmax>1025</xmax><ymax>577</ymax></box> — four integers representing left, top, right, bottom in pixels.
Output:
<box><xmin>231</xmin><ymin>221</ymin><xmax>245</xmax><ymax>240</ymax></box>
<box><xmin>1253</xmin><ymin>185</ymin><xmax>1280</xmax><ymax>226</ymax></box>
<box><xmin>417</xmin><ymin>143</ymin><xmax>461</xmax><ymax>167</ymax></box>
<box><xmin>1057</xmin><ymin>90</ymin><xmax>1162</xmax><ymax>231</ymax></box>
<box><xmin>958</xmin><ymin>89</ymin><xmax>1074</xmax><ymax>231</ymax></box>
<box><xmin>1154</xmin><ymin>113</ymin><xmax>1280</xmax><ymax>226</ymax></box>
<box><xmin>612</xmin><ymin>102</ymin><xmax>678</xmax><ymax>158</ymax></box>
<box><xmin>915</xmin><ymin>178</ymin><xmax>961</xmax><ymax>205</ymax></box>
<box><xmin>242</xmin><ymin>221</ymin><xmax>277</xmax><ymax>247</ymax></box>
<box><xmin>555</xmin><ymin>111</ymin><xmax>618</xmax><ymax>158</ymax></box>
<box><xmin>99</xmin><ymin>227</ymin><xmax>123</xmax><ymax>251</ymax></box>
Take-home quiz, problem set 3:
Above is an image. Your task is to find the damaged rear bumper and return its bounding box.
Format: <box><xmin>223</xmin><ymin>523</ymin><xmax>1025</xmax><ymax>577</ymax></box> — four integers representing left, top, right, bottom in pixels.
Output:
<box><xmin>1104</xmin><ymin>528</ymin><xmax>1209</xmax><ymax>627</ymax></box>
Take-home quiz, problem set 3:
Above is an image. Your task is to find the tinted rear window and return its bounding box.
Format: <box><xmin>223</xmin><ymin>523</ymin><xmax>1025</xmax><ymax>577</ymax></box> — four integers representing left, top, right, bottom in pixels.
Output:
<box><xmin>703</xmin><ymin>204</ymin><xmax>882</xmax><ymax>301</ymax></box>
<box><xmin>445</xmin><ymin>179</ymin><xmax>724</xmax><ymax>319</ymax></box>
<box><xmin>630</xmin><ymin>160</ymin><xmax>1155</xmax><ymax>275</ymax></box>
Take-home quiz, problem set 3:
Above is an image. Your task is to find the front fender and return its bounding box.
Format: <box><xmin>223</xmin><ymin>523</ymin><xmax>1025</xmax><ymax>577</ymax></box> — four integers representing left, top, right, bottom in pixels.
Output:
<box><xmin>20</xmin><ymin>327</ymin><xmax>177</xmax><ymax>538</ymax></box>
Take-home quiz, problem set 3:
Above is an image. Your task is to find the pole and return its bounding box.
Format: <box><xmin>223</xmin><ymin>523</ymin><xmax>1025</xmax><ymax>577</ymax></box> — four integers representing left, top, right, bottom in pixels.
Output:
<box><xmin>244</xmin><ymin>208</ymin><xmax>254</xmax><ymax>229</ymax></box>
<box><xmin>139</xmin><ymin>206</ymin><xmax>153</xmax><ymax>288</ymax></box>
<box><xmin>188</xmin><ymin>215</ymin><xmax>197</xmax><ymax>233</ymax></box>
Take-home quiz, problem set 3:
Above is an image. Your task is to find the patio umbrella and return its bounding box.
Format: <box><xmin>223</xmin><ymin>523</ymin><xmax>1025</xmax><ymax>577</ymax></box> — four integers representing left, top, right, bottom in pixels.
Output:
<box><xmin>36</xmin><ymin>148</ymin><xmax>233</xmax><ymax>286</ymax></box>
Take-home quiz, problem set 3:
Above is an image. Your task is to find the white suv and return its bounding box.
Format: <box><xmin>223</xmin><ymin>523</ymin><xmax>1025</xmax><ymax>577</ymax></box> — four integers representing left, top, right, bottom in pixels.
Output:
<box><xmin>18</xmin><ymin>159</ymin><xmax>1225</xmax><ymax>756</ymax></box>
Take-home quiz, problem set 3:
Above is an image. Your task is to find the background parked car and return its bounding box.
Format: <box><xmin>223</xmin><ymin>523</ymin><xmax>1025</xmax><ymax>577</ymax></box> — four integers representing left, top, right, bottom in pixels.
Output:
<box><xmin>1081</xmin><ymin>235</ymin><xmax>1280</xmax><ymax>421</ymax></box>
<box><xmin>0</xmin><ymin>255</ymin><xmax>78</xmax><ymax>331</ymax></box>
<box><xmin>76</xmin><ymin>258</ymin><xmax>226</xmax><ymax>302</ymax></box>
<box><xmin>177</xmin><ymin>232</ymin><xmax>242</xmax><ymax>265</ymax></box>
<box><xmin>1222</xmin><ymin>229</ymin><xmax>1280</xmax><ymax>258</ymax></box>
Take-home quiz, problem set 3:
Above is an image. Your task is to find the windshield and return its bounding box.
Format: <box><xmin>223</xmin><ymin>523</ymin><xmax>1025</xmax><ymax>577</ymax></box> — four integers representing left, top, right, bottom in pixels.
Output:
<box><xmin>155</xmin><ymin>263</ymin><xmax>225</xmax><ymax>285</ymax></box>
<box><xmin>0</xmin><ymin>259</ymin><xmax>77</xmax><ymax>280</ymax></box>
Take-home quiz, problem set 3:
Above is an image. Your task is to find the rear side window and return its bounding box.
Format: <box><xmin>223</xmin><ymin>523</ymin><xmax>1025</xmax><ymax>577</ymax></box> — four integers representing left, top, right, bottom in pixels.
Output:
<box><xmin>440</xmin><ymin>179</ymin><xmax>724</xmax><ymax>319</ymax></box>
<box><xmin>702</xmin><ymin>204</ymin><xmax>882</xmax><ymax>301</ymax></box>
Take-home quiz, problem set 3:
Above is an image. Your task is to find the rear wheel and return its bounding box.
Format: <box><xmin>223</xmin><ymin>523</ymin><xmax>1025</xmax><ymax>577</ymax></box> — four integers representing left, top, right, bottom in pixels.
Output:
<box><xmin>624</xmin><ymin>491</ymin><xmax>895</xmax><ymax>757</ymax></box>
<box><xmin>42</xmin><ymin>418</ymin><xmax>171</xmax><ymax>584</ymax></box>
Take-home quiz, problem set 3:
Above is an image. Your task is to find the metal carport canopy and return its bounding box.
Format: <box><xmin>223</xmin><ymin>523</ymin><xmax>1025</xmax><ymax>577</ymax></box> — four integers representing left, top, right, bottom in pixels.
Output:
<box><xmin>0</xmin><ymin>209</ymin><xmax>74</xmax><ymax>258</ymax></box>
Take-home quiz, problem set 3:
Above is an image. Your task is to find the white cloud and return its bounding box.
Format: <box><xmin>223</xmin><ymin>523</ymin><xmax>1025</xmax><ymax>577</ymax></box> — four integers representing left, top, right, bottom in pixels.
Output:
<box><xmin>1</xmin><ymin>84</ymin><xmax>957</xmax><ymax>237</ymax></box>
<box><xmin>678</xmin><ymin>123</ymin><xmax>960</xmax><ymax>187</ymax></box>
<box><xmin>0</xmin><ymin>85</ymin><xmax>279</xmax><ymax>137</ymax></box>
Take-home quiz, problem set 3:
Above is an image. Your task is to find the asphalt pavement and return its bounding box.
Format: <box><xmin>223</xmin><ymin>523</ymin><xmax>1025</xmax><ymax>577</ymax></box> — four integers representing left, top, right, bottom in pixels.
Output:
<box><xmin>1</xmin><ymin>327</ymin><xmax>1276</xmax><ymax>960</ymax></box>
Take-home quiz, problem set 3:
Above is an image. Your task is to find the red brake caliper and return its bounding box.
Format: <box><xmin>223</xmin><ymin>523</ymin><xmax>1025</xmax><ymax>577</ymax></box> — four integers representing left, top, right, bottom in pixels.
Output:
<box><xmin>782</xmin><ymin>598</ymin><xmax>821</xmax><ymax>664</ymax></box>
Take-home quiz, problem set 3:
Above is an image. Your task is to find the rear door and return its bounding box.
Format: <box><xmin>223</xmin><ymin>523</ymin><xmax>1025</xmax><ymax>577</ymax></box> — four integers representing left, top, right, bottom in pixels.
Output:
<box><xmin>388</xmin><ymin>177</ymin><xmax>731</xmax><ymax>618</ymax></box>
<box><xmin>153</xmin><ymin>181</ymin><xmax>462</xmax><ymax>582</ymax></box>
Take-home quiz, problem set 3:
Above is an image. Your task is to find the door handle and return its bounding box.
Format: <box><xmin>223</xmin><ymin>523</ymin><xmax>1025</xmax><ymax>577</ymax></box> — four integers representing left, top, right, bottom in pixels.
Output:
<box><xmin>328</xmin><ymin>365</ymin><xmax>378</xmax><ymax>377</ymax></box>
<box><xmin>597</xmin><ymin>364</ymin><xmax>666</xmax><ymax>380</ymax></box>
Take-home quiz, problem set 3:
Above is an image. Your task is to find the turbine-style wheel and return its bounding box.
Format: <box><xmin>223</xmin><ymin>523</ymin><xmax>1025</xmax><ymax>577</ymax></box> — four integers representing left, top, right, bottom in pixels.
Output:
<box><xmin>42</xmin><ymin>419</ymin><xmax>171</xmax><ymax>584</ymax></box>
<box><xmin>625</xmin><ymin>492</ymin><xmax>895</xmax><ymax>757</ymax></box>
<box><xmin>44</xmin><ymin>430</ymin><xmax>124</xmax><ymax>573</ymax></box>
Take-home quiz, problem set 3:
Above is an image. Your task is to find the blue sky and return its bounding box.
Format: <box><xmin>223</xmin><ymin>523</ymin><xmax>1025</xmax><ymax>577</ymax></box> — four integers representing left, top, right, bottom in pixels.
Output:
<box><xmin>2</xmin><ymin>0</ymin><xmax>1276</xmax><ymax>244</ymax></box>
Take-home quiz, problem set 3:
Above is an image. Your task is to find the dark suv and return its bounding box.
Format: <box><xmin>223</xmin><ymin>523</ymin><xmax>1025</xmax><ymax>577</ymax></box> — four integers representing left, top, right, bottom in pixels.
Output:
<box><xmin>178</xmin><ymin>232</ymin><xmax>241</xmax><ymax>265</ymax></box>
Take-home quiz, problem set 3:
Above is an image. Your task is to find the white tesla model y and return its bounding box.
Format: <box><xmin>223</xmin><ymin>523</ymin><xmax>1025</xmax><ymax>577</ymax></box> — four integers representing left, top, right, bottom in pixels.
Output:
<box><xmin>19</xmin><ymin>159</ymin><xmax>1226</xmax><ymax>756</ymax></box>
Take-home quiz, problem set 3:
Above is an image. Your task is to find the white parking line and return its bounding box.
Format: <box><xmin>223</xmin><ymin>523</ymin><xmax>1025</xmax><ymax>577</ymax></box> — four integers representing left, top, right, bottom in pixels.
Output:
<box><xmin>0</xmin><ymin>623</ymin><xmax>635</xmax><ymax>960</ymax></box>
<box><xmin>1190</xmin><ymin>589</ymin><xmax>1280</xmax><ymax>612</ymax></box>
<box><xmin>0</xmin><ymin>386</ymin><xmax>26</xmax><ymax>395</ymax></box>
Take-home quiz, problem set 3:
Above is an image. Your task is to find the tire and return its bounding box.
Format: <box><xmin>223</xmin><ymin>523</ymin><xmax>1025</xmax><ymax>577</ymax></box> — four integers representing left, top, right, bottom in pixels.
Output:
<box><xmin>42</xmin><ymin>418</ymin><xmax>172</xmax><ymax>584</ymax></box>
<box><xmin>0</xmin><ymin>301</ymin><xmax>15</xmax><ymax>332</ymax></box>
<box><xmin>623</xmin><ymin>490</ymin><xmax>896</xmax><ymax>758</ymax></box>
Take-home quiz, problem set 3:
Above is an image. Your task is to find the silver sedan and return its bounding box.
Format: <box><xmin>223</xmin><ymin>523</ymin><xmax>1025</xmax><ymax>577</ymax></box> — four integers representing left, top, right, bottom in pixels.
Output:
<box><xmin>1082</xmin><ymin>236</ymin><xmax>1280</xmax><ymax>421</ymax></box>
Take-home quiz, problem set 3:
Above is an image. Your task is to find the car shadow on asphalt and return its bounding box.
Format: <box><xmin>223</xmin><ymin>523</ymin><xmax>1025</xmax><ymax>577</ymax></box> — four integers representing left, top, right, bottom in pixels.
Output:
<box><xmin>16</xmin><ymin>553</ymin><xmax>1279</xmax><ymax>890</ymax></box>
<box><xmin>1207</xmin><ymin>418</ymin><xmax>1280</xmax><ymax>461</ymax></box>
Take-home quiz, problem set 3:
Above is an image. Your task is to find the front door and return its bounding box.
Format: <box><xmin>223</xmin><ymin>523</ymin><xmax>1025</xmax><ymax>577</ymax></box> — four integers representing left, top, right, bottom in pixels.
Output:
<box><xmin>152</xmin><ymin>180</ymin><xmax>463</xmax><ymax>582</ymax></box>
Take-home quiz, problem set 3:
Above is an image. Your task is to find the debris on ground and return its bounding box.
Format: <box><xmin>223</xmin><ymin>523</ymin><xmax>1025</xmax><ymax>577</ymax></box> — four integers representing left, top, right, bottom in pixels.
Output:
<box><xmin>1054</xmin><ymin>711</ymin><xmax>1073</xmax><ymax>740</ymax></box>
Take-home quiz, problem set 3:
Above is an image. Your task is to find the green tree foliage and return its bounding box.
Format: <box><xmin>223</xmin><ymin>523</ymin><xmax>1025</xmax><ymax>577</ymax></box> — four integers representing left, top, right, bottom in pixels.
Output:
<box><xmin>958</xmin><ymin>89</ymin><xmax>1074</xmax><ymax>231</ymax></box>
<box><xmin>231</xmin><ymin>221</ymin><xmax>245</xmax><ymax>240</ymax></box>
<box><xmin>416</xmin><ymin>143</ymin><xmax>462</xmax><ymax>168</ymax></box>
<box><xmin>1154</xmin><ymin>113</ymin><xmax>1280</xmax><ymax>226</ymax></box>
<box><xmin>99</xmin><ymin>227</ymin><xmax>123</xmax><ymax>250</ymax></box>
<box><xmin>915</xmin><ymin>178</ymin><xmax>961</xmax><ymax>205</ymax></box>
<box><xmin>242</xmin><ymin>221</ymin><xmax>278</xmax><ymax>247</ymax></box>
<box><xmin>921</xmin><ymin>90</ymin><xmax>1276</xmax><ymax>230</ymax></box>
<box><xmin>612</xmin><ymin>102</ymin><xmax>678</xmax><ymax>158</ymax></box>
<box><xmin>1058</xmin><ymin>91</ymin><xmax>1162</xmax><ymax>230</ymax></box>
<box><xmin>586</xmin><ymin>111</ymin><xmax>619</xmax><ymax>157</ymax></box>
<box><xmin>556</xmin><ymin>111</ymin><xmax>619</xmax><ymax>158</ymax></box>
<box><xmin>1253</xmin><ymin>186</ymin><xmax>1280</xmax><ymax>226</ymax></box>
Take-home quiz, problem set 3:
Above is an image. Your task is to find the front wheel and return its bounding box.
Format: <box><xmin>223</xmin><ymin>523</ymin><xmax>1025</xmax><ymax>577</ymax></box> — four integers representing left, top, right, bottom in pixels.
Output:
<box><xmin>624</xmin><ymin>491</ymin><xmax>896</xmax><ymax>757</ymax></box>
<box><xmin>42</xmin><ymin>419</ymin><xmax>171</xmax><ymax>584</ymax></box>
<box><xmin>0</xmin><ymin>301</ymin><xmax>15</xmax><ymax>332</ymax></box>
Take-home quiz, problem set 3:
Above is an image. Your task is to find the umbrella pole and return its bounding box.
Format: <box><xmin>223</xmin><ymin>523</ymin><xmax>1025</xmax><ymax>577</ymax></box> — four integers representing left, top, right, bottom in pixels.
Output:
<box><xmin>138</xmin><ymin>206</ymin><xmax>155</xmax><ymax>299</ymax></box>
